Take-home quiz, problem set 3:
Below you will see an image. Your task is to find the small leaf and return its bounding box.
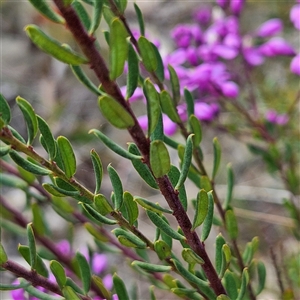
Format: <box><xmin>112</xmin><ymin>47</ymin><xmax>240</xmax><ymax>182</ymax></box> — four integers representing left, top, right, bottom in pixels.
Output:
<box><xmin>175</xmin><ymin>134</ymin><xmax>194</xmax><ymax>190</ymax></box>
<box><xmin>223</xmin><ymin>270</ymin><xmax>238</xmax><ymax>299</ymax></box>
<box><xmin>102</xmin><ymin>5</ymin><xmax>115</xmax><ymax>26</ymax></box>
<box><xmin>37</xmin><ymin>115</ymin><xmax>57</xmax><ymax>160</ymax></box>
<box><xmin>23</xmin><ymin>281</ymin><xmax>64</xmax><ymax>300</ymax></box>
<box><xmin>9</xmin><ymin>151</ymin><xmax>51</xmax><ymax>176</ymax></box>
<box><xmin>217</xmin><ymin>295</ymin><xmax>231</xmax><ymax>300</ymax></box>
<box><xmin>134</xmin><ymin>197</ymin><xmax>172</xmax><ymax>214</ymax></box>
<box><xmin>128</xmin><ymin>143</ymin><xmax>158</xmax><ymax>189</ymax></box>
<box><xmin>114</xmin><ymin>0</ymin><xmax>127</xmax><ymax>13</ymax></box>
<box><xmin>184</xmin><ymin>88</ymin><xmax>194</xmax><ymax>117</ymax></box>
<box><xmin>28</xmin><ymin>0</ymin><xmax>65</xmax><ymax>24</ymax></box>
<box><xmin>168</xmin><ymin>65</ymin><xmax>181</xmax><ymax>105</ymax></box>
<box><xmin>62</xmin><ymin>286</ymin><xmax>81</xmax><ymax>300</ymax></box>
<box><xmin>84</xmin><ymin>223</ymin><xmax>109</xmax><ymax>242</ymax></box>
<box><xmin>0</xmin><ymin>243</ymin><xmax>8</xmax><ymax>264</ymax></box>
<box><xmin>112</xmin><ymin>228</ymin><xmax>147</xmax><ymax>248</ymax></box>
<box><xmin>0</xmin><ymin>173</ymin><xmax>28</xmax><ymax>190</ymax></box>
<box><xmin>109</xmin><ymin>18</ymin><xmax>129</xmax><ymax>80</ymax></box>
<box><xmin>189</xmin><ymin>115</ymin><xmax>202</xmax><ymax>146</ymax></box>
<box><xmin>132</xmin><ymin>261</ymin><xmax>171</xmax><ymax>273</ymax></box>
<box><xmin>98</xmin><ymin>95</ymin><xmax>135</xmax><ymax>129</ymax></box>
<box><xmin>107</xmin><ymin>164</ymin><xmax>123</xmax><ymax>210</ymax></box>
<box><xmin>92</xmin><ymin>275</ymin><xmax>111</xmax><ymax>300</ymax></box>
<box><xmin>219</xmin><ymin>244</ymin><xmax>231</xmax><ymax>278</ymax></box>
<box><xmin>138</xmin><ymin>37</ymin><xmax>157</xmax><ymax>72</ymax></box>
<box><xmin>76</xmin><ymin>251</ymin><xmax>91</xmax><ymax>294</ymax></box>
<box><xmin>89</xmin><ymin>0</ymin><xmax>104</xmax><ymax>34</ymax></box>
<box><xmin>159</xmin><ymin>90</ymin><xmax>180</xmax><ymax>123</ymax></box>
<box><xmin>134</xmin><ymin>3</ymin><xmax>145</xmax><ymax>36</ymax></box>
<box><xmin>57</xmin><ymin>136</ymin><xmax>76</xmax><ymax>178</ymax></box>
<box><xmin>113</xmin><ymin>273</ymin><xmax>130</xmax><ymax>300</ymax></box>
<box><xmin>215</xmin><ymin>233</ymin><xmax>226</xmax><ymax>275</ymax></box>
<box><xmin>224</xmin><ymin>163</ymin><xmax>234</xmax><ymax>210</ymax></box>
<box><xmin>0</xmin><ymin>145</ymin><xmax>11</xmax><ymax>157</ymax></box>
<box><xmin>0</xmin><ymin>94</ymin><xmax>11</xmax><ymax>125</ymax></box>
<box><xmin>192</xmin><ymin>189</ymin><xmax>209</xmax><ymax>231</ymax></box>
<box><xmin>72</xmin><ymin>1</ymin><xmax>91</xmax><ymax>30</ymax></box>
<box><xmin>50</xmin><ymin>260</ymin><xmax>67</xmax><ymax>289</ymax></box>
<box><xmin>147</xmin><ymin>210</ymin><xmax>185</xmax><ymax>241</ymax></box>
<box><xmin>152</xmin><ymin>43</ymin><xmax>164</xmax><ymax>82</ymax></box>
<box><xmin>94</xmin><ymin>194</ymin><xmax>113</xmax><ymax>215</ymax></box>
<box><xmin>256</xmin><ymin>261</ymin><xmax>266</xmax><ymax>295</ymax></box>
<box><xmin>123</xmin><ymin>191</ymin><xmax>139</xmax><ymax>225</ymax></box>
<box><xmin>90</xmin><ymin>149</ymin><xmax>103</xmax><ymax>194</ymax></box>
<box><xmin>65</xmin><ymin>277</ymin><xmax>85</xmax><ymax>295</ymax></box>
<box><xmin>149</xmin><ymin>286</ymin><xmax>156</xmax><ymax>300</ymax></box>
<box><xmin>212</xmin><ymin>137</ymin><xmax>221</xmax><ymax>179</ymax></box>
<box><xmin>225</xmin><ymin>209</ymin><xmax>238</xmax><ymax>240</ymax></box>
<box><xmin>7</xmin><ymin>125</ymin><xmax>26</xmax><ymax>143</ymax></box>
<box><xmin>154</xmin><ymin>240</ymin><xmax>171</xmax><ymax>260</ymax></box>
<box><xmin>0</xmin><ymin>281</ymin><xmax>31</xmax><ymax>291</ymax></box>
<box><xmin>25</xmin><ymin>25</ymin><xmax>88</xmax><ymax>65</ymax></box>
<box><xmin>200</xmin><ymin>175</ymin><xmax>212</xmax><ymax>192</ymax></box>
<box><xmin>181</xmin><ymin>248</ymin><xmax>204</xmax><ymax>265</ymax></box>
<box><xmin>236</xmin><ymin>268</ymin><xmax>249</xmax><ymax>300</ymax></box>
<box><xmin>32</xmin><ymin>203</ymin><xmax>46</xmax><ymax>236</ymax></box>
<box><xmin>81</xmin><ymin>203</ymin><xmax>117</xmax><ymax>225</ymax></box>
<box><xmin>43</xmin><ymin>183</ymin><xmax>70</xmax><ymax>197</ymax></box>
<box><xmin>150</xmin><ymin>140</ymin><xmax>170</xmax><ymax>178</ymax></box>
<box><xmin>200</xmin><ymin>191</ymin><xmax>214</xmax><ymax>242</ymax></box>
<box><xmin>172</xmin><ymin>288</ymin><xmax>200</xmax><ymax>300</ymax></box>
<box><xmin>126</xmin><ymin>42</ymin><xmax>139</xmax><ymax>99</ymax></box>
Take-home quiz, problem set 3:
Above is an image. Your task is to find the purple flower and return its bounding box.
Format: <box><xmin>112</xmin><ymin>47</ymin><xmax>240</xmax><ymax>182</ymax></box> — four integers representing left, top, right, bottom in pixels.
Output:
<box><xmin>212</xmin><ymin>44</ymin><xmax>239</xmax><ymax>59</ymax></box>
<box><xmin>194</xmin><ymin>102</ymin><xmax>219</xmax><ymax>121</ymax></box>
<box><xmin>290</xmin><ymin>54</ymin><xmax>300</xmax><ymax>75</ymax></box>
<box><xmin>103</xmin><ymin>274</ymin><xmax>113</xmax><ymax>290</ymax></box>
<box><xmin>223</xmin><ymin>33</ymin><xmax>241</xmax><ymax>49</ymax></box>
<box><xmin>11</xmin><ymin>280</ymin><xmax>26</xmax><ymax>300</ymax></box>
<box><xmin>216</xmin><ymin>0</ymin><xmax>228</xmax><ymax>8</ymax></box>
<box><xmin>230</xmin><ymin>0</ymin><xmax>245</xmax><ymax>15</ymax></box>
<box><xmin>120</xmin><ymin>86</ymin><xmax>144</xmax><ymax>102</ymax></box>
<box><xmin>56</xmin><ymin>240</ymin><xmax>71</xmax><ymax>255</ymax></box>
<box><xmin>193</xmin><ymin>6</ymin><xmax>212</xmax><ymax>26</ymax></box>
<box><xmin>171</xmin><ymin>24</ymin><xmax>202</xmax><ymax>48</ymax></box>
<box><xmin>290</xmin><ymin>4</ymin><xmax>300</xmax><ymax>30</ymax></box>
<box><xmin>163</xmin><ymin>115</ymin><xmax>178</xmax><ymax>136</ymax></box>
<box><xmin>265</xmin><ymin>110</ymin><xmax>277</xmax><ymax>123</ymax></box>
<box><xmin>243</xmin><ymin>47</ymin><xmax>265</xmax><ymax>66</ymax></box>
<box><xmin>259</xmin><ymin>37</ymin><xmax>295</xmax><ymax>57</ymax></box>
<box><xmin>256</xmin><ymin>18</ymin><xmax>283</xmax><ymax>37</ymax></box>
<box><xmin>265</xmin><ymin>110</ymin><xmax>289</xmax><ymax>125</ymax></box>
<box><xmin>92</xmin><ymin>253</ymin><xmax>108</xmax><ymax>274</ymax></box>
<box><xmin>220</xmin><ymin>81</ymin><xmax>239</xmax><ymax>98</ymax></box>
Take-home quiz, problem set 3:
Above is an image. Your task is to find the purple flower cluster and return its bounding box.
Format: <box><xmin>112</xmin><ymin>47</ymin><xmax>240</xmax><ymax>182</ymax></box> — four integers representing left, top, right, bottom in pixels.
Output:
<box><xmin>290</xmin><ymin>1</ymin><xmax>300</xmax><ymax>75</ymax></box>
<box><xmin>265</xmin><ymin>110</ymin><xmax>289</xmax><ymax>126</ymax></box>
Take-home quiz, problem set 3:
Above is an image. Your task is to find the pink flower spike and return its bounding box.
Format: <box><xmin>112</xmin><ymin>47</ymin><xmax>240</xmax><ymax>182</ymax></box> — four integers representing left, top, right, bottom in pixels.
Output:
<box><xmin>290</xmin><ymin>54</ymin><xmax>300</xmax><ymax>75</ymax></box>
<box><xmin>92</xmin><ymin>253</ymin><xmax>108</xmax><ymax>274</ymax></box>
<box><xmin>256</xmin><ymin>18</ymin><xmax>283</xmax><ymax>37</ymax></box>
<box><xmin>220</xmin><ymin>81</ymin><xmax>239</xmax><ymax>98</ymax></box>
<box><xmin>259</xmin><ymin>37</ymin><xmax>296</xmax><ymax>57</ymax></box>
<box><xmin>290</xmin><ymin>4</ymin><xmax>300</xmax><ymax>30</ymax></box>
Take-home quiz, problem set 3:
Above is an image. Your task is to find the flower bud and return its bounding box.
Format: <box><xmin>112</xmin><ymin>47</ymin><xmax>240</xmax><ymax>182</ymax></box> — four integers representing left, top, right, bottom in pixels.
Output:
<box><xmin>220</xmin><ymin>81</ymin><xmax>239</xmax><ymax>98</ymax></box>
<box><xmin>256</xmin><ymin>18</ymin><xmax>283</xmax><ymax>37</ymax></box>
<box><xmin>259</xmin><ymin>37</ymin><xmax>295</xmax><ymax>57</ymax></box>
<box><xmin>290</xmin><ymin>54</ymin><xmax>300</xmax><ymax>75</ymax></box>
<box><xmin>290</xmin><ymin>4</ymin><xmax>300</xmax><ymax>30</ymax></box>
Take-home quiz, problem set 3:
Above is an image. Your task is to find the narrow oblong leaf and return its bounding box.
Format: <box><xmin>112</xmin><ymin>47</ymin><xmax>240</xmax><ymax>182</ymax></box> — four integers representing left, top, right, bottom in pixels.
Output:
<box><xmin>132</xmin><ymin>261</ymin><xmax>171</xmax><ymax>273</ymax></box>
<box><xmin>215</xmin><ymin>233</ymin><xmax>226</xmax><ymax>275</ymax></box>
<box><xmin>134</xmin><ymin>197</ymin><xmax>172</xmax><ymax>214</ymax></box>
<box><xmin>200</xmin><ymin>191</ymin><xmax>214</xmax><ymax>242</ymax></box>
<box><xmin>23</xmin><ymin>282</ymin><xmax>64</xmax><ymax>300</ymax></box>
<box><xmin>0</xmin><ymin>94</ymin><xmax>11</xmax><ymax>125</ymax></box>
<box><xmin>98</xmin><ymin>95</ymin><xmax>135</xmax><ymax>129</ymax></box>
<box><xmin>146</xmin><ymin>210</ymin><xmax>185</xmax><ymax>241</ymax></box>
<box><xmin>65</xmin><ymin>277</ymin><xmax>85</xmax><ymax>295</ymax></box>
<box><xmin>32</xmin><ymin>203</ymin><xmax>46</xmax><ymax>236</ymax></box>
<box><xmin>0</xmin><ymin>281</ymin><xmax>31</xmax><ymax>291</ymax></box>
<box><xmin>184</xmin><ymin>88</ymin><xmax>194</xmax><ymax>117</ymax></box>
<box><xmin>224</xmin><ymin>163</ymin><xmax>234</xmax><ymax>209</ymax></box>
<box><xmin>138</xmin><ymin>37</ymin><xmax>157</xmax><ymax>72</ymax></box>
<box><xmin>7</xmin><ymin>125</ymin><xmax>26</xmax><ymax>143</ymax></box>
<box><xmin>90</xmin><ymin>149</ymin><xmax>103</xmax><ymax>194</ymax></box>
<box><xmin>84</xmin><ymin>223</ymin><xmax>109</xmax><ymax>242</ymax></box>
<box><xmin>150</xmin><ymin>140</ymin><xmax>170</xmax><ymax>178</ymax></box>
<box><xmin>0</xmin><ymin>173</ymin><xmax>28</xmax><ymax>190</ymax></box>
<box><xmin>28</xmin><ymin>0</ymin><xmax>65</xmax><ymax>24</ymax></box>
<box><xmin>256</xmin><ymin>261</ymin><xmax>266</xmax><ymax>295</ymax></box>
<box><xmin>168</xmin><ymin>65</ymin><xmax>181</xmax><ymax>105</ymax></box>
<box><xmin>0</xmin><ymin>145</ymin><xmax>11</xmax><ymax>157</ymax></box>
<box><xmin>43</xmin><ymin>183</ymin><xmax>76</xmax><ymax>197</ymax></box>
<box><xmin>225</xmin><ymin>209</ymin><xmax>238</xmax><ymax>240</ymax></box>
<box><xmin>24</xmin><ymin>25</ymin><xmax>88</xmax><ymax>65</ymax></box>
<box><xmin>152</xmin><ymin>43</ymin><xmax>164</xmax><ymax>82</ymax></box>
<box><xmin>9</xmin><ymin>151</ymin><xmax>51</xmax><ymax>176</ymax></box>
<box><xmin>89</xmin><ymin>0</ymin><xmax>104</xmax><ymax>34</ymax></box>
<box><xmin>175</xmin><ymin>134</ymin><xmax>194</xmax><ymax>190</ymax></box>
<box><xmin>0</xmin><ymin>243</ymin><xmax>8</xmax><ymax>264</ymax></box>
<box><xmin>189</xmin><ymin>115</ymin><xmax>202</xmax><ymax>146</ymax></box>
<box><xmin>181</xmin><ymin>248</ymin><xmax>204</xmax><ymax>265</ymax></box>
<box><xmin>81</xmin><ymin>203</ymin><xmax>117</xmax><ymax>225</ymax></box>
<box><xmin>107</xmin><ymin>164</ymin><xmax>123</xmax><ymax>210</ymax></box>
<box><xmin>128</xmin><ymin>143</ymin><xmax>158</xmax><ymax>189</ymax></box>
<box><xmin>102</xmin><ymin>5</ymin><xmax>115</xmax><ymax>26</ymax></box>
<box><xmin>91</xmin><ymin>275</ymin><xmax>111</xmax><ymax>300</ymax></box>
<box><xmin>50</xmin><ymin>260</ymin><xmax>67</xmax><ymax>289</ymax></box>
<box><xmin>192</xmin><ymin>189</ymin><xmax>209</xmax><ymax>231</ymax></box>
<box><xmin>94</xmin><ymin>194</ymin><xmax>113</xmax><ymax>215</ymax></box>
<box><xmin>109</xmin><ymin>18</ymin><xmax>129</xmax><ymax>80</ymax></box>
<box><xmin>159</xmin><ymin>90</ymin><xmax>180</xmax><ymax>123</ymax></box>
<box><xmin>236</xmin><ymin>268</ymin><xmax>249</xmax><ymax>300</ymax></box>
<box><xmin>62</xmin><ymin>286</ymin><xmax>81</xmax><ymax>300</ymax></box>
<box><xmin>76</xmin><ymin>251</ymin><xmax>91</xmax><ymax>294</ymax></box>
<box><xmin>223</xmin><ymin>271</ymin><xmax>238</xmax><ymax>299</ymax></box>
<box><xmin>134</xmin><ymin>3</ymin><xmax>145</xmax><ymax>36</ymax></box>
<box><xmin>113</xmin><ymin>273</ymin><xmax>130</xmax><ymax>300</ymax></box>
<box><xmin>37</xmin><ymin>115</ymin><xmax>57</xmax><ymax>160</ymax></box>
<box><xmin>112</xmin><ymin>228</ymin><xmax>147</xmax><ymax>248</ymax></box>
<box><xmin>154</xmin><ymin>240</ymin><xmax>171</xmax><ymax>260</ymax></box>
<box><xmin>72</xmin><ymin>1</ymin><xmax>91</xmax><ymax>30</ymax></box>
<box><xmin>114</xmin><ymin>0</ymin><xmax>127</xmax><ymax>13</ymax></box>
<box><xmin>57</xmin><ymin>136</ymin><xmax>76</xmax><ymax>178</ymax></box>
<box><xmin>212</xmin><ymin>137</ymin><xmax>221</xmax><ymax>179</ymax></box>
<box><xmin>123</xmin><ymin>191</ymin><xmax>139</xmax><ymax>225</ymax></box>
<box><xmin>126</xmin><ymin>42</ymin><xmax>139</xmax><ymax>99</ymax></box>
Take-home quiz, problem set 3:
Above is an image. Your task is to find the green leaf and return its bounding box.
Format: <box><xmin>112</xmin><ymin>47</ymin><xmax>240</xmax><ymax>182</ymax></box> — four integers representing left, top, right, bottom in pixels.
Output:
<box><xmin>256</xmin><ymin>261</ymin><xmax>266</xmax><ymax>295</ymax></box>
<box><xmin>152</xmin><ymin>43</ymin><xmax>164</xmax><ymax>82</ymax></box>
<box><xmin>225</xmin><ymin>209</ymin><xmax>238</xmax><ymax>240</ymax></box>
<box><xmin>37</xmin><ymin>115</ymin><xmax>57</xmax><ymax>160</ymax></box>
<box><xmin>175</xmin><ymin>134</ymin><xmax>194</xmax><ymax>190</ymax></box>
<box><xmin>184</xmin><ymin>88</ymin><xmax>194</xmax><ymax>117</ymax></box>
<box><xmin>138</xmin><ymin>37</ymin><xmax>157</xmax><ymax>72</ymax></box>
<box><xmin>72</xmin><ymin>1</ymin><xmax>91</xmax><ymax>30</ymax></box>
<box><xmin>9</xmin><ymin>151</ymin><xmax>51</xmax><ymax>176</ymax></box>
<box><xmin>200</xmin><ymin>175</ymin><xmax>212</xmax><ymax>192</ymax></box>
<box><xmin>192</xmin><ymin>189</ymin><xmax>209</xmax><ymax>231</ymax></box>
<box><xmin>112</xmin><ymin>228</ymin><xmax>147</xmax><ymax>248</ymax></box>
<box><xmin>65</xmin><ymin>277</ymin><xmax>85</xmax><ymax>295</ymax></box>
<box><xmin>90</xmin><ymin>149</ymin><xmax>103</xmax><ymax>194</ymax></box>
<box><xmin>102</xmin><ymin>5</ymin><xmax>115</xmax><ymax>26</ymax></box>
<box><xmin>200</xmin><ymin>191</ymin><xmax>214</xmax><ymax>242</ymax></box>
<box><xmin>146</xmin><ymin>210</ymin><xmax>185</xmax><ymax>241</ymax></box>
<box><xmin>217</xmin><ymin>295</ymin><xmax>231</xmax><ymax>300</ymax></box>
<box><xmin>7</xmin><ymin>125</ymin><xmax>26</xmax><ymax>143</ymax></box>
<box><xmin>172</xmin><ymin>288</ymin><xmax>201</xmax><ymax>300</ymax></box>
<box><xmin>126</xmin><ymin>42</ymin><xmax>139</xmax><ymax>99</ymax></box>
<box><xmin>150</xmin><ymin>140</ymin><xmax>170</xmax><ymax>178</ymax></box>
<box><xmin>109</xmin><ymin>18</ymin><xmax>128</xmax><ymax>80</ymax></box>
<box><xmin>94</xmin><ymin>193</ymin><xmax>113</xmax><ymax>215</ymax></box>
<box><xmin>81</xmin><ymin>203</ymin><xmax>117</xmax><ymax>225</ymax></box>
<box><xmin>92</xmin><ymin>275</ymin><xmax>111</xmax><ymax>300</ymax></box>
<box><xmin>114</xmin><ymin>0</ymin><xmax>127</xmax><ymax>13</ymax></box>
<box><xmin>212</xmin><ymin>137</ymin><xmax>221</xmax><ymax>179</ymax></box>
<box><xmin>0</xmin><ymin>281</ymin><xmax>31</xmax><ymax>291</ymax></box>
<box><xmin>215</xmin><ymin>233</ymin><xmax>226</xmax><ymax>275</ymax></box>
<box><xmin>70</xmin><ymin>65</ymin><xmax>101</xmax><ymax>96</ymax></box>
<box><xmin>57</xmin><ymin>136</ymin><xmax>76</xmax><ymax>178</ymax></box>
<box><xmin>154</xmin><ymin>240</ymin><xmax>171</xmax><ymax>260</ymax></box>
<box><xmin>50</xmin><ymin>260</ymin><xmax>67</xmax><ymax>289</ymax></box>
<box><xmin>181</xmin><ymin>248</ymin><xmax>204</xmax><ymax>265</ymax></box>
<box><xmin>134</xmin><ymin>3</ymin><xmax>145</xmax><ymax>36</ymax></box>
<box><xmin>89</xmin><ymin>0</ymin><xmax>104</xmax><ymax>34</ymax></box>
<box><xmin>134</xmin><ymin>197</ymin><xmax>172</xmax><ymax>214</ymax></box>
<box><xmin>132</xmin><ymin>261</ymin><xmax>171</xmax><ymax>273</ymax></box>
<box><xmin>107</xmin><ymin>164</ymin><xmax>123</xmax><ymax>210</ymax></box>
<box><xmin>219</xmin><ymin>244</ymin><xmax>231</xmax><ymax>278</ymax></box>
<box><xmin>28</xmin><ymin>0</ymin><xmax>65</xmax><ymax>24</ymax></box>
<box><xmin>24</xmin><ymin>25</ymin><xmax>88</xmax><ymax>65</ymax></box>
<box><xmin>143</xmin><ymin>78</ymin><xmax>161</xmax><ymax>135</ymax></box>
<box><xmin>0</xmin><ymin>145</ymin><xmax>11</xmax><ymax>157</ymax></box>
<box><xmin>32</xmin><ymin>203</ymin><xmax>46</xmax><ymax>236</ymax></box>
<box><xmin>23</xmin><ymin>281</ymin><xmax>64</xmax><ymax>300</ymax></box>
<box><xmin>62</xmin><ymin>286</ymin><xmax>81</xmax><ymax>300</ymax></box>
<box><xmin>0</xmin><ymin>243</ymin><xmax>8</xmax><ymax>264</ymax></box>
<box><xmin>224</xmin><ymin>163</ymin><xmax>234</xmax><ymax>210</ymax></box>
<box><xmin>150</xmin><ymin>111</ymin><xmax>164</xmax><ymax>142</ymax></box>
<box><xmin>84</xmin><ymin>223</ymin><xmax>109</xmax><ymax>242</ymax></box>
<box><xmin>128</xmin><ymin>143</ymin><xmax>158</xmax><ymax>189</ymax></box>
<box><xmin>76</xmin><ymin>251</ymin><xmax>91</xmax><ymax>294</ymax></box>
<box><xmin>113</xmin><ymin>273</ymin><xmax>130</xmax><ymax>300</ymax></box>
<box><xmin>168</xmin><ymin>65</ymin><xmax>181</xmax><ymax>105</ymax></box>
<box><xmin>0</xmin><ymin>173</ymin><xmax>28</xmax><ymax>190</ymax></box>
<box><xmin>189</xmin><ymin>115</ymin><xmax>202</xmax><ymax>146</ymax></box>
<box><xmin>149</xmin><ymin>286</ymin><xmax>156</xmax><ymax>300</ymax></box>
<box><xmin>43</xmin><ymin>183</ymin><xmax>71</xmax><ymax>197</ymax></box>
<box><xmin>236</xmin><ymin>268</ymin><xmax>249</xmax><ymax>300</ymax></box>
<box><xmin>123</xmin><ymin>191</ymin><xmax>139</xmax><ymax>225</ymax></box>
<box><xmin>98</xmin><ymin>95</ymin><xmax>135</xmax><ymax>129</ymax></box>
<box><xmin>0</xmin><ymin>94</ymin><xmax>11</xmax><ymax>125</ymax></box>
<box><xmin>159</xmin><ymin>90</ymin><xmax>180</xmax><ymax>123</ymax></box>
<box><xmin>223</xmin><ymin>270</ymin><xmax>238</xmax><ymax>299</ymax></box>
